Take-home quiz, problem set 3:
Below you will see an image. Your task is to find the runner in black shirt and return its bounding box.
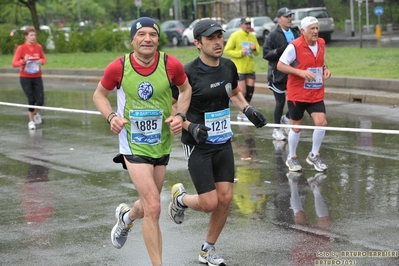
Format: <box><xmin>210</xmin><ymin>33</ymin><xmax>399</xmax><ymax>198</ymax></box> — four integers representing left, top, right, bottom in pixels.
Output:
<box><xmin>168</xmin><ymin>19</ymin><xmax>267</xmax><ymax>266</ymax></box>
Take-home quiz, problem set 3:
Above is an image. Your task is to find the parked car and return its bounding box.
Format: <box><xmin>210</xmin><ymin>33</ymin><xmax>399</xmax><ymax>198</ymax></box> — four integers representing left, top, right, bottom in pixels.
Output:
<box><xmin>160</xmin><ymin>20</ymin><xmax>186</xmax><ymax>46</ymax></box>
<box><xmin>182</xmin><ymin>17</ymin><xmax>227</xmax><ymax>46</ymax></box>
<box><xmin>290</xmin><ymin>7</ymin><xmax>335</xmax><ymax>42</ymax></box>
<box><xmin>223</xmin><ymin>16</ymin><xmax>277</xmax><ymax>45</ymax></box>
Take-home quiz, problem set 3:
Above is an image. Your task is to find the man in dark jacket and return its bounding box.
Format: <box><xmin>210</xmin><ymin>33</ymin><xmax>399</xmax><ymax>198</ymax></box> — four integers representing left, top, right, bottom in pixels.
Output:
<box><xmin>263</xmin><ymin>7</ymin><xmax>300</xmax><ymax>141</ymax></box>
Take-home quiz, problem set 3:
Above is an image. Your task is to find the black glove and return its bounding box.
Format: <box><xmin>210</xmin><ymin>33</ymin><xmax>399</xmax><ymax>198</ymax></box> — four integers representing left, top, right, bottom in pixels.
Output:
<box><xmin>113</xmin><ymin>153</ymin><xmax>127</xmax><ymax>170</ymax></box>
<box><xmin>243</xmin><ymin>106</ymin><xmax>267</xmax><ymax>128</ymax></box>
<box><xmin>188</xmin><ymin>123</ymin><xmax>211</xmax><ymax>144</ymax></box>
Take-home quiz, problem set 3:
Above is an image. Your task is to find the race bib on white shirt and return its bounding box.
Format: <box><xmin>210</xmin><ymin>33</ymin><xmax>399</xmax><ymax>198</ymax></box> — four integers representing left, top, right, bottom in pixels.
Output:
<box><xmin>25</xmin><ymin>60</ymin><xmax>40</xmax><ymax>74</ymax></box>
<box><xmin>204</xmin><ymin>108</ymin><xmax>233</xmax><ymax>144</ymax></box>
<box><xmin>129</xmin><ymin>109</ymin><xmax>163</xmax><ymax>145</ymax></box>
<box><xmin>304</xmin><ymin>67</ymin><xmax>323</xmax><ymax>89</ymax></box>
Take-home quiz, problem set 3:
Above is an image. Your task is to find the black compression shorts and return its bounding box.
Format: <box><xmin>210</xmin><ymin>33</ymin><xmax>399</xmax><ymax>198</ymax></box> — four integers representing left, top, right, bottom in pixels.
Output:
<box><xmin>183</xmin><ymin>141</ymin><xmax>235</xmax><ymax>195</ymax></box>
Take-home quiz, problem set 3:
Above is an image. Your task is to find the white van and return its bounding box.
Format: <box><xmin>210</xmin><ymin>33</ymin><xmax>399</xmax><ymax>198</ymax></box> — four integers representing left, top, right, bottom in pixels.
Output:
<box><xmin>291</xmin><ymin>7</ymin><xmax>335</xmax><ymax>42</ymax></box>
<box><xmin>20</xmin><ymin>25</ymin><xmax>55</xmax><ymax>50</ymax></box>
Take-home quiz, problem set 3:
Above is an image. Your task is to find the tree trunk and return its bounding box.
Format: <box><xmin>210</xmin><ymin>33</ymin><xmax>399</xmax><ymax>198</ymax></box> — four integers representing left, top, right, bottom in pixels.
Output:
<box><xmin>18</xmin><ymin>0</ymin><xmax>40</xmax><ymax>31</ymax></box>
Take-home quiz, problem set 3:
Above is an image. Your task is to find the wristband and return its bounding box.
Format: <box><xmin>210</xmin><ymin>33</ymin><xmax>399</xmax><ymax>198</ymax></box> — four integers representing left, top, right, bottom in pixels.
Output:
<box><xmin>107</xmin><ymin>112</ymin><xmax>117</xmax><ymax>124</ymax></box>
<box><xmin>175</xmin><ymin>112</ymin><xmax>186</xmax><ymax>122</ymax></box>
<box><xmin>242</xmin><ymin>105</ymin><xmax>250</xmax><ymax>113</ymax></box>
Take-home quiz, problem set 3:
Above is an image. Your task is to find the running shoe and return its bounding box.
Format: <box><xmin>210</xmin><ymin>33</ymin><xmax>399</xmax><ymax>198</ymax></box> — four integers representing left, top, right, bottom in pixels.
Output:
<box><xmin>34</xmin><ymin>113</ymin><xmax>42</xmax><ymax>124</ymax></box>
<box><xmin>28</xmin><ymin>121</ymin><xmax>36</xmax><ymax>130</ymax></box>
<box><xmin>285</xmin><ymin>157</ymin><xmax>302</xmax><ymax>172</ymax></box>
<box><xmin>280</xmin><ymin>115</ymin><xmax>290</xmax><ymax>135</ymax></box>
<box><xmin>168</xmin><ymin>183</ymin><xmax>187</xmax><ymax>224</ymax></box>
<box><xmin>237</xmin><ymin>112</ymin><xmax>248</xmax><ymax>121</ymax></box>
<box><xmin>272</xmin><ymin>128</ymin><xmax>286</xmax><ymax>141</ymax></box>
<box><xmin>111</xmin><ymin>203</ymin><xmax>134</xmax><ymax>249</ymax></box>
<box><xmin>199</xmin><ymin>245</ymin><xmax>226</xmax><ymax>266</ymax></box>
<box><xmin>306</xmin><ymin>152</ymin><xmax>328</xmax><ymax>172</ymax></box>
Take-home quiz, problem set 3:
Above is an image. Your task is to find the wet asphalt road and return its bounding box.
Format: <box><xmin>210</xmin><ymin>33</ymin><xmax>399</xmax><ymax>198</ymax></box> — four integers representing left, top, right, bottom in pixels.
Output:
<box><xmin>1</xmin><ymin>80</ymin><xmax>399</xmax><ymax>266</ymax></box>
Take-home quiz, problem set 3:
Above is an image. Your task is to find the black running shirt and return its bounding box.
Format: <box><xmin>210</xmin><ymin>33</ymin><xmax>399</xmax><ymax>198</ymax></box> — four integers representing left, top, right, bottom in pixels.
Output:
<box><xmin>181</xmin><ymin>57</ymin><xmax>239</xmax><ymax>146</ymax></box>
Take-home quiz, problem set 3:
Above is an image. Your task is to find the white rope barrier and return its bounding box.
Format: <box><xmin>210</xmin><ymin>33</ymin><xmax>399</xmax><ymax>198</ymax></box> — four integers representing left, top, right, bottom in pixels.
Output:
<box><xmin>1</xmin><ymin>101</ymin><xmax>399</xmax><ymax>135</ymax></box>
<box><xmin>0</xmin><ymin>101</ymin><xmax>101</xmax><ymax>115</ymax></box>
<box><xmin>231</xmin><ymin>121</ymin><xmax>399</xmax><ymax>135</ymax></box>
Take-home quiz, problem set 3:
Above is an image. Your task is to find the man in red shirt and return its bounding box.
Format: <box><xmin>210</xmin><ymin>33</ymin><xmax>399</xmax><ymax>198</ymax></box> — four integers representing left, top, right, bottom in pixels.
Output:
<box><xmin>12</xmin><ymin>26</ymin><xmax>46</xmax><ymax>130</ymax></box>
<box><xmin>277</xmin><ymin>16</ymin><xmax>332</xmax><ymax>172</ymax></box>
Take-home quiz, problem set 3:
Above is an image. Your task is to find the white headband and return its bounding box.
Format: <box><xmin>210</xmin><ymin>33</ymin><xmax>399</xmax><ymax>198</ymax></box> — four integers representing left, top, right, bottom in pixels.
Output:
<box><xmin>301</xmin><ymin>16</ymin><xmax>319</xmax><ymax>29</ymax></box>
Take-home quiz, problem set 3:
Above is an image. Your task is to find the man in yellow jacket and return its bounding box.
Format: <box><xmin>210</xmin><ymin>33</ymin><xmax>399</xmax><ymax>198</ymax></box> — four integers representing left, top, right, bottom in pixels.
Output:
<box><xmin>224</xmin><ymin>17</ymin><xmax>261</xmax><ymax>121</ymax></box>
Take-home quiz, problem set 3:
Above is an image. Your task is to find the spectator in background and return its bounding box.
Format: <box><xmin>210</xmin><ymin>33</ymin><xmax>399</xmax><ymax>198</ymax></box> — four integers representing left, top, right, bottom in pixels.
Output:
<box><xmin>224</xmin><ymin>16</ymin><xmax>261</xmax><ymax>121</ymax></box>
<box><xmin>12</xmin><ymin>26</ymin><xmax>46</xmax><ymax>130</ymax></box>
<box><xmin>263</xmin><ymin>7</ymin><xmax>300</xmax><ymax>141</ymax></box>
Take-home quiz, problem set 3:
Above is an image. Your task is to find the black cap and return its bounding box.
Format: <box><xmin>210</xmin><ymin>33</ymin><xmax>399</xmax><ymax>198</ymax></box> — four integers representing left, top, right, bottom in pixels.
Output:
<box><xmin>193</xmin><ymin>19</ymin><xmax>224</xmax><ymax>39</ymax></box>
<box><xmin>276</xmin><ymin>7</ymin><xmax>294</xmax><ymax>18</ymax></box>
<box><xmin>240</xmin><ymin>17</ymin><xmax>251</xmax><ymax>24</ymax></box>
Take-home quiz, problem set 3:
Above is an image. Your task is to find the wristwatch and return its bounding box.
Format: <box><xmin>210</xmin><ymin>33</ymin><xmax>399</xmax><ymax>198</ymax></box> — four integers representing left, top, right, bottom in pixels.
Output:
<box><xmin>175</xmin><ymin>112</ymin><xmax>186</xmax><ymax>122</ymax></box>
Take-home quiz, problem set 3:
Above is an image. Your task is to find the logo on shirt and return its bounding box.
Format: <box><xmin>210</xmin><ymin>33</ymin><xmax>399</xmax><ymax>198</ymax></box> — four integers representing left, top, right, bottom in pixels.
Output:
<box><xmin>210</xmin><ymin>80</ymin><xmax>225</xmax><ymax>89</ymax></box>
<box><xmin>138</xmin><ymin>81</ymin><xmax>154</xmax><ymax>100</ymax></box>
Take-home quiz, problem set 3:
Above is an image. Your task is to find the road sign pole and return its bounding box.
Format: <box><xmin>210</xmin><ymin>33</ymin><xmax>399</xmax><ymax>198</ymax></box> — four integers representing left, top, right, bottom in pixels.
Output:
<box><xmin>358</xmin><ymin>0</ymin><xmax>363</xmax><ymax>48</ymax></box>
<box><xmin>135</xmin><ymin>0</ymin><xmax>142</xmax><ymax>18</ymax></box>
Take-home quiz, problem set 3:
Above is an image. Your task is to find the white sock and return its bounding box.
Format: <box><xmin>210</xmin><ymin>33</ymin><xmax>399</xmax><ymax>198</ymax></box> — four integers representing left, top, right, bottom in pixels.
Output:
<box><xmin>288</xmin><ymin>130</ymin><xmax>301</xmax><ymax>159</ymax></box>
<box><xmin>123</xmin><ymin>212</ymin><xmax>133</xmax><ymax>224</ymax></box>
<box><xmin>311</xmin><ymin>129</ymin><xmax>326</xmax><ymax>155</ymax></box>
<box><xmin>202</xmin><ymin>241</ymin><xmax>214</xmax><ymax>251</ymax></box>
<box><xmin>177</xmin><ymin>193</ymin><xmax>187</xmax><ymax>207</ymax></box>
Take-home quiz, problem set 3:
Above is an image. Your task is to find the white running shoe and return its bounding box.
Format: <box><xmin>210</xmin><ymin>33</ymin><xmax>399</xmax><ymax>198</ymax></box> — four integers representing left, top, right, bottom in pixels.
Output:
<box><xmin>199</xmin><ymin>245</ymin><xmax>226</xmax><ymax>266</ymax></box>
<box><xmin>33</xmin><ymin>113</ymin><xmax>42</xmax><ymax>124</ymax></box>
<box><xmin>272</xmin><ymin>128</ymin><xmax>286</xmax><ymax>141</ymax></box>
<box><xmin>168</xmin><ymin>183</ymin><xmax>187</xmax><ymax>224</ymax></box>
<box><xmin>110</xmin><ymin>203</ymin><xmax>133</xmax><ymax>249</ymax></box>
<box><xmin>306</xmin><ymin>152</ymin><xmax>328</xmax><ymax>171</ymax></box>
<box><xmin>28</xmin><ymin>121</ymin><xmax>36</xmax><ymax>130</ymax></box>
<box><xmin>285</xmin><ymin>157</ymin><xmax>302</xmax><ymax>172</ymax></box>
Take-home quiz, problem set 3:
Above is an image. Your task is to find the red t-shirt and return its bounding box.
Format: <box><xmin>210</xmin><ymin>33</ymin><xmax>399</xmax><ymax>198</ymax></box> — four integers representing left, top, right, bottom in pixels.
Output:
<box><xmin>12</xmin><ymin>42</ymin><xmax>46</xmax><ymax>78</ymax></box>
<box><xmin>100</xmin><ymin>51</ymin><xmax>186</xmax><ymax>91</ymax></box>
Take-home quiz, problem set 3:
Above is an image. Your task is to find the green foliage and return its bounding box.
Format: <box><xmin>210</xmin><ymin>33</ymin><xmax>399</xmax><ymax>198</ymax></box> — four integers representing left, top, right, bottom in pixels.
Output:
<box><xmin>0</xmin><ymin>28</ymin><xmax>16</xmax><ymax>54</ymax></box>
<box><xmin>67</xmin><ymin>31</ymin><xmax>82</xmax><ymax>53</ymax></box>
<box><xmin>92</xmin><ymin>28</ymin><xmax>111</xmax><ymax>52</ymax></box>
<box><xmin>112</xmin><ymin>30</ymin><xmax>131</xmax><ymax>52</ymax></box>
<box><xmin>159</xmin><ymin>32</ymin><xmax>168</xmax><ymax>50</ymax></box>
<box><xmin>36</xmin><ymin>30</ymin><xmax>51</xmax><ymax>52</ymax></box>
<box><xmin>77</xmin><ymin>28</ymin><xmax>95</xmax><ymax>53</ymax></box>
<box><xmin>53</xmin><ymin>30</ymin><xmax>77</xmax><ymax>53</ymax></box>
